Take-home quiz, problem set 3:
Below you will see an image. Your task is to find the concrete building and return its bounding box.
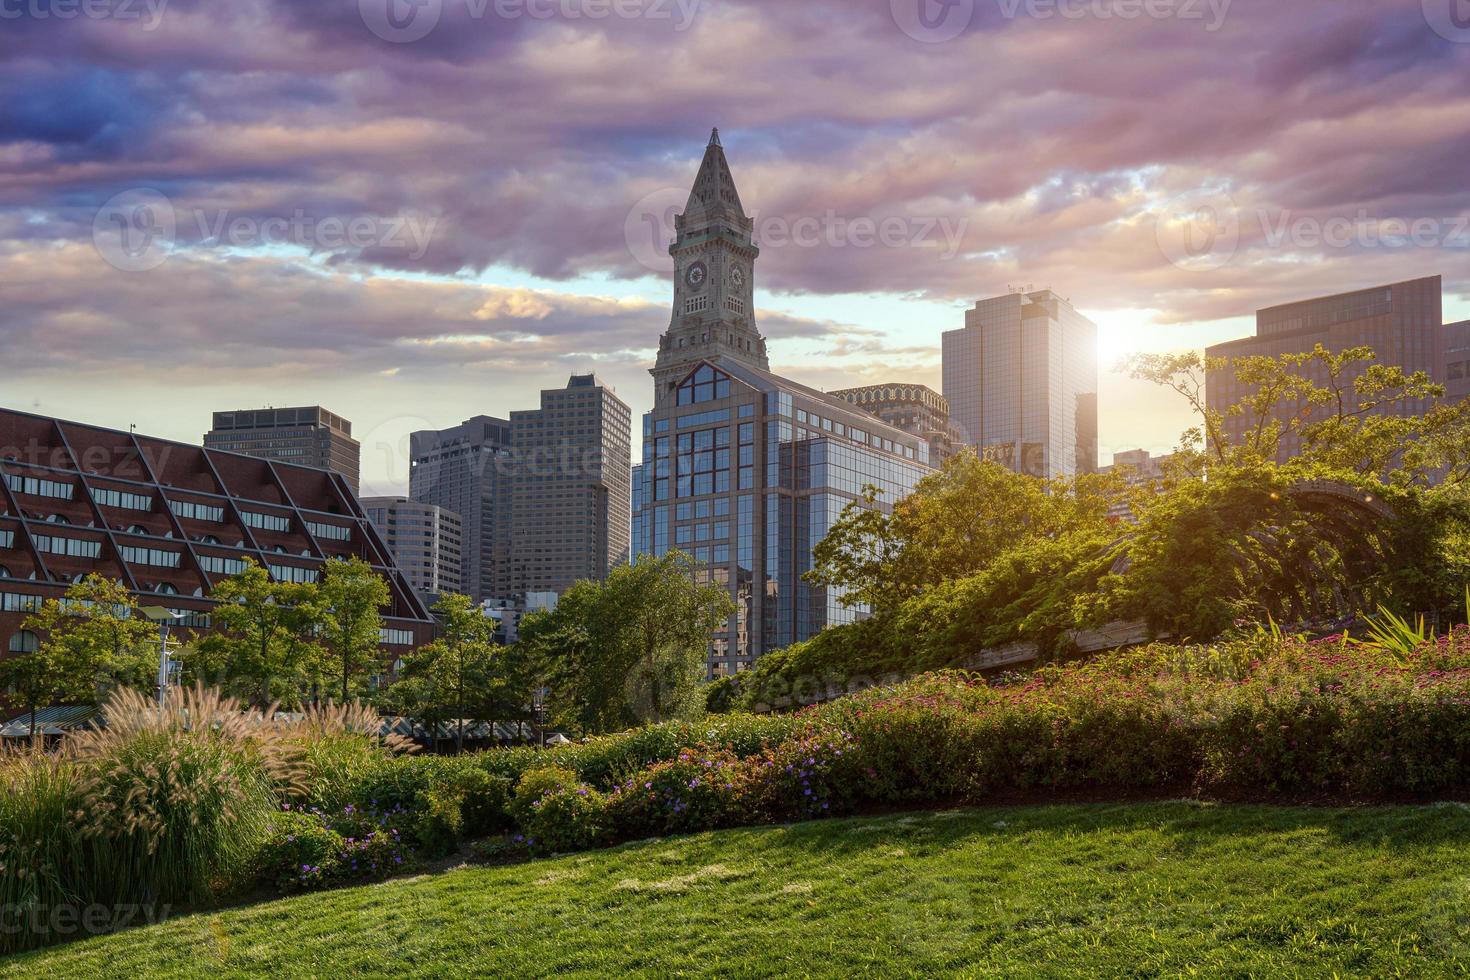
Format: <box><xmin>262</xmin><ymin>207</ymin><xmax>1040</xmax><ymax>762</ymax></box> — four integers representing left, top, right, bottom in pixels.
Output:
<box><xmin>205</xmin><ymin>406</ymin><xmax>361</xmax><ymax>494</ymax></box>
<box><xmin>1099</xmin><ymin>449</ymin><xmax>1173</xmax><ymax>485</ymax></box>
<box><xmin>362</xmin><ymin>497</ymin><xmax>463</xmax><ymax>604</ymax></box>
<box><xmin>1</xmin><ymin>407</ymin><xmax>434</xmax><ymax>664</ymax></box>
<box><xmin>1442</xmin><ymin>318</ymin><xmax>1470</xmax><ymax>404</ymax></box>
<box><xmin>942</xmin><ymin>289</ymin><xmax>1098</xmax><ymax>479</ymax></box>
<box><xmin>410</xmin><ymin>379</ymin><xmax>631</xmax><ymax>603</ymax></box>
<box><xmin>1205</xmin><ymin>276</ymin><xmax>1446</xmax><ymax>461</ymax></box>
<box><xmin>409</xmin><ymin>417</ymin><xmax>512</xmax><ymax>604</ymax></box>
<box><xmin>633</xmin><ymin>131</ymin><xmax>932</xmax><ymax>676</ymax></box>
<box><xmin>830</xmin><ymin>383</ymin><xmax>960</xmax><ymax>469</ymax></box>
<box><xmin>507</xmin><ymin>376</ymin><xmax>632</xmax><ymax>595</ymax></box>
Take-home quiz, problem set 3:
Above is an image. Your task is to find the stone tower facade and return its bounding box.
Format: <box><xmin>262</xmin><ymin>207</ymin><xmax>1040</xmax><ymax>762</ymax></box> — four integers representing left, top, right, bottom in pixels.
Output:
<box><xmin>651</xmin><ymin>129</ymin><xmax>769</xmax><ymax>406</ymax></box>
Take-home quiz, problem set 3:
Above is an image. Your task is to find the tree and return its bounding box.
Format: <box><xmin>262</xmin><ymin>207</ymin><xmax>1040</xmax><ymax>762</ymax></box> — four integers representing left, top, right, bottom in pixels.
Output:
<box><xmin>0</xmin><ymin>574</ymin><xmax>156</xmax><ymax>739</ymax></box>
<box><xmin>520</xmin><ymin>553</ymin><xmax>736</xmax><ymax>735</ymax></box>
<box><xmin>808</xmin><ymin>451</ymin><xmax>1123</xmax><ymax>614</ymax></box>
<box><xmin>398</xmin><ymin>593</ymin><xmax>498</xmax><ymax>753</ymax></box>
<box><xmin>194</xmin><ymin>563</ymin><xmax>325</xmax><ymax>708</ymax></box>
<box><xmin>318</xmin><ymin>557</ymin><xmax>390</xmax><ymax>703</ymax></box>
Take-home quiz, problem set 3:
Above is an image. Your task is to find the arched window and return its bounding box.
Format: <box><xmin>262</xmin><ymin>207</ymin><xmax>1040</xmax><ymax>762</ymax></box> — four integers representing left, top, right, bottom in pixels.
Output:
<box><xmin>155</xmin><ymin>583</ymin><xmax>179</xmax><ymax>595</ymax></box>
<box><xmin>7</xmin><ymin>630</ymin><xmax>38</xmax><ymax>654</ymax></box>
<box><xmin>0</xmin><ymin>565</ymin><xmax>10</xmax><ymax>579</ymax></box>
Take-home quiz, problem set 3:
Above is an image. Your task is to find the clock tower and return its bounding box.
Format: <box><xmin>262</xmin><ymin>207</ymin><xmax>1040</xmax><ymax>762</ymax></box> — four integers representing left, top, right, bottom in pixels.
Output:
<box><xmin>652</xmin><ymin>128</ymin><xmax>769</xmax><ymax>405</ymax></box>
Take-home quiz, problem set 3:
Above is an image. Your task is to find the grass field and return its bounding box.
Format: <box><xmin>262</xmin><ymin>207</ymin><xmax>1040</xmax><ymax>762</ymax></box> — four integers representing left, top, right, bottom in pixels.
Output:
<box><xmin>9</xmin><ymin>802</ymin><xmax>1470</xmax><ymax>978</ymax></box>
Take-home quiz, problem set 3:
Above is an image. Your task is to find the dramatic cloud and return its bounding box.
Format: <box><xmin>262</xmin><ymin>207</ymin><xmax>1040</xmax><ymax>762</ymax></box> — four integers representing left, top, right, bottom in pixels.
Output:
<box><xmin>3</xmin><ymin>0</ymin><xmax>1469</xmax><ymax>484</ymax></box>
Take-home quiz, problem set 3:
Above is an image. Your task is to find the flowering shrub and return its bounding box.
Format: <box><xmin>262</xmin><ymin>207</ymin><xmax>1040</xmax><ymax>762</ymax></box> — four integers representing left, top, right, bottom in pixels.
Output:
<box><xmin>512</xmin><ymin>768</ymin><xmax>606</xmax><ymax>854</ymax></box>
<box><xmin>257</xmin><ymin>804</ymin><xmax>414</xmax><ymax>894</ymax></box>
<box><xmin>744</xmin><ymin>731</ymin><xmax>861</xmax><ymax>821</ymax></box>
<box><xmin>604</xmin><ymin>747</ymin><xmax>754</xmax><ymax>838</ymax></box>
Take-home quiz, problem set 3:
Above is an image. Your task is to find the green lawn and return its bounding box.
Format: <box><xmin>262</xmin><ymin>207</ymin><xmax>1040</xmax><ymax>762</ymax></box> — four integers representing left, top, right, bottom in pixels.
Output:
<box><xmin>10</xmin><ymin>802</ymin><xmax>1470</xmax><ymax>978</ymax></box>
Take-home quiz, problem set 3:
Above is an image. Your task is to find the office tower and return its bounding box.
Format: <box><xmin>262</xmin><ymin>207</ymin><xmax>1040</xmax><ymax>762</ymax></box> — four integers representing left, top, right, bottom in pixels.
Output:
<box><xmin>204</xmin><ymin>406</ymin><xmax>361</xmax><ymax>493</ymax></box>
<box><xmin>1205</xmin><ymin>276</ymin><xmax>1446</xmax><ymax>461</ymax></box>
<box><xmin>0</xmin><ymin>408</ymin><xmax>434</xmax><ymax>660</ymax></box>
<box><xmin>632</xmin><ymin>131</ymin><xmax>932</xmax><ymax>677</ymax></box>
<box><xmin>830</xmin><ymin>382</ymin><xmax>960</xmax><ymax>468</ymax></box>
<box><xmin>507</xmin><ymin>375</ymin><xmax>632</xmax><ymax>595</ymax></box>
<box><xmin>409</xmin><ymin>417</ymin><xmax>512</xmax><ymax>604</ymax></box>
<box><xmin>362</xmin><ymin>496</ymin><xmax>463</xmax><ymax>603</ymax></box>
<box><xmin>942</xmin><ymin>289</ymin><xmax>1099</xmax><ymax>479</ymax></box>
<box><xmin>1438</xmin><ymin>318</ymin><xmax>1470</xmax><ymax>404</ymax></box>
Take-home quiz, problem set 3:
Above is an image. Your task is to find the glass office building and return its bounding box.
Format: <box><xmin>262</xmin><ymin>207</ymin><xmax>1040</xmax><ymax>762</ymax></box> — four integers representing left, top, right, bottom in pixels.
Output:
<box><xmin>633</xmin><ymin>360</ymin><xmax>930</xmax><ymax>676</ymax></box>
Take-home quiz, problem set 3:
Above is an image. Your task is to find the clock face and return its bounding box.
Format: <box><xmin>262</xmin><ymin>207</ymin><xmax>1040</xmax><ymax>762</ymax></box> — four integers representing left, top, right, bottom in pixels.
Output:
<box><xmin>730</xmin><ymin>265</ymin><xmax>746</xmax><ymax>288</ymax></box>
<box><xmin>685</xmin><ymin>261</ymin><xmax>708</xmax><ymax>288</ymax></box>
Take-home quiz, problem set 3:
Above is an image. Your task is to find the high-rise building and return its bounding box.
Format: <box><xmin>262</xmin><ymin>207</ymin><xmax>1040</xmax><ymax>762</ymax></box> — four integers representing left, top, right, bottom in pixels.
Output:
<box><xmin>1</xmin><ymin>408</ymin><xmax>434</xmax><ymax>662</ymax></box>
<box><xmin>410</xmin><ymin>378</ymin><xmax>632</xmax><ymax>603</ymax></box>
<box><xmin>830</xmin><ymin>383</ymin><xmax>960</xmax><ymax>468</ymax></box>
<box><xmin>507</xmin><ymin>375</ymin><xmax>632</xmax><ymax>595</ymax></box>
<box><xmin>362</xmin><ymin>497</ymin><xmax>463</xmax><ymax>604</ymax></box>
<box><xmin>942</xmin><ymin>290</ymin><xmax>1098</xmax><ymax>479</ymax></box>
<box><xmin>205</xmin><ymin>406</ymin><xmax>361</xmax><ymax>494</ymax></box>
<box><xmin>1439</xmin><ymin>318</ymin><xmax>1470</xmax><ymax>404</ymax></box>
<box><xmin>409</xmin><ymin>417</ymin><xmax>512</xmax><ymax>604</ymax></box>
<box><xmin>1205</xmin><ymin>276</ymin><xmax>1446</xmax><ymax>461</ymax></box>
<box><xmin>632</xmin><ymin>131</ymin><xmax>932</xmax><ymax>676</ymax></box>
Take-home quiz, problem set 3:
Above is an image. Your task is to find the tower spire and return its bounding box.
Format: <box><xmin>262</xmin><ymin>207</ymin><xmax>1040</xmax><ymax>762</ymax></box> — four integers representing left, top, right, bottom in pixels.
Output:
<box><xmin>709</xmin><ymin>127</ymin><xmax>721</xmax><ymax>147</ymax></box>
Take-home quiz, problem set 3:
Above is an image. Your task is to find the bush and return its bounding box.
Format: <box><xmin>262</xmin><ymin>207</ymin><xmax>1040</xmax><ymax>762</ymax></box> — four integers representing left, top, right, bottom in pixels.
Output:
<box><xmin>512</xmin><ymin>768</ymin><xmax>605</xmax><ymax>853</ymax></box>
<box><xmin>257</xmin><ymin>810</ymin><xmax>345</xmax><ymax>893</ymax></box>
<box><xmin>0</xmin><ymin>749</ymin><xmax>86</xmax><ymax>955</ymax></box>
<box><xmin>604</xmin><ymin>747</ymin><xmax>753</xmax><ymax>838</ymax></box>
<box><xmin>744</xmin><ymin>730</ymin><xmax>862</xmax><ymax>822</ymax></box>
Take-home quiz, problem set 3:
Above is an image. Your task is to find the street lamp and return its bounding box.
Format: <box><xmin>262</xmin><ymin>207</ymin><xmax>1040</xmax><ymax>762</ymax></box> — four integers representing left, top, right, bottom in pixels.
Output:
<box><xmin>139</xmin><ymin>606</ymin><xmax>186</xmax><ymax>706</ymax></box>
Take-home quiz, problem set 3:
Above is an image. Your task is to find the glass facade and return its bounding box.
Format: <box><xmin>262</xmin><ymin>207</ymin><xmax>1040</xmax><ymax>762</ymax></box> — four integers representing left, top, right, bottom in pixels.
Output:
<box><xmin>634</xmin><ymin>360</ymin><xmax>930</xmax><ymax>677</ymax></box>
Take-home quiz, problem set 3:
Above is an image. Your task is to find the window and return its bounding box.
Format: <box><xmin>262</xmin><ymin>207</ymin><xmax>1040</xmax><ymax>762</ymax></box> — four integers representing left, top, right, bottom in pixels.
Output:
<box><xmin>199</xmin><ymin>555</ymin><xmax>248</xmax><ymax>575</ymax></box>
<box><xmin>0</xmin><ymin>530</ymin><xmax>11</xmax><ymax>549</ymax></box>
<box><xmin>684</xmin><ymin>296</ymin><xmax>710</xmax><ymax>314</ymax></box>
<box><xmin>306</xmin><ymin>520</ymin><xmax>352</xmax><ymax>541</ymax></box>
<box><xmin>170</xmin><ymin>499</ymin><xmax>225</xmax><ymax>522</ymax></box>
<box><xmin>242</xmin><ymin>511</ymin><xmax>292</xmax><ymax>532</ymax></box>
<box><xmin>1</xmin><ymin>593</ymin><xmax>42</xmax><ymax>613</ymax></box>
<box><xmin>268</xmin><ymin>564</ymin><xmax>318</xmax><ymax>584</ymax></box>
<box><xmin>120</xmin><ymin>545</ymin><xmax>182</xmax><ymax>568</ymax></box>
<box><xmin>32</xmin><ymin>535</ymin><xmax>101</xmax><ymax>558</ymax></box>
<box><xmin>93</xmin><ymin>487</ymin><xmax>152</xmax><ymax>511</ymax></box>
<box><xmin>7</xmin><ymin>630</ymin><xmax>38</xmax><ymax>654</ymax></box>
<box><xmin>380</xmin><ymin>628</ymin><xmax>414</xmax><ymax>646</ymax></box>
<box><xmin>3</xmin><ymin>474</ymin><xmax>73</xmax><ymax>500</ymax></box>
<box><xmin>676</xmin><ymin>364</ymin><xmax>732</xmax><ymax>406</ymax></box>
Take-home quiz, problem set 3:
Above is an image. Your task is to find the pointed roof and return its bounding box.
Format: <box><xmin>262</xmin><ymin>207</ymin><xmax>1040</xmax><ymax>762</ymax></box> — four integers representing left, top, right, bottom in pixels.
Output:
<box><xmin>682</xmin><ymin>127</ymin><xmax>747</xmax><ymax>226</ymax></box>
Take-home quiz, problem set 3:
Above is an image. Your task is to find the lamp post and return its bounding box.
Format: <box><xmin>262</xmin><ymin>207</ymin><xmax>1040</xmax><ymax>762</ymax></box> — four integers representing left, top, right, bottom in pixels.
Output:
<box><xmin>139</xmin><ymin>606</ymin><xmax>186</xmax><ymax>706</ymax></box>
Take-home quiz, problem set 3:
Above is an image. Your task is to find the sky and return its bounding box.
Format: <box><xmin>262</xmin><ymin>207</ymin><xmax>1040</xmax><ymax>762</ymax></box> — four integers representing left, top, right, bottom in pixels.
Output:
<box><xmin>3</xmin><ymin>0</ymin><xmax>1469</xmax><ymax>495</ymax></box>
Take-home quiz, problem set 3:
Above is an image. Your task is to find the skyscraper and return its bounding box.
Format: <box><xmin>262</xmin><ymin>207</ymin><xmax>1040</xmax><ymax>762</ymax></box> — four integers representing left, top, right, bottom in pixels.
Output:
<box><xmin>632</xmin><ymin>131</ymin><xmax>931</xmax><ymax>676</ymax></box>
<box><xmin>205</xmin><ymin>406</ymin><xmax>361</xmax><ymax>493</ymax></box>
<box><xmin>830</xmin><ymin>382</ymin><xmax>960</xmax><ymax>468</ymax></box>
<box><xmin>362</xmin><ymin>496</ymin><xmax>463</xmax><ymax>603</ymax></box>
<box><xmin>507</xmin><ymin>375</ymin><xmax>632</xmax><ymax>595</ymax></box>
<box><xmin>410</xmin><ymin>378</ymin><xmax>632</xmax><ymax>603</ymax></box>
<box><xmin>409</xmin><ymin>416</ymin><xmax>512</xmax><ymax>604</ymax></box>
<box><xmin>1205</xmin><ymin>276</ymin><xmax>1446</xmax><ymax>461</ymax></box>
<box><xmin>942</xmin><ymin>290</ymin><xmax>1098</xmax><ymax>479</ymax></box>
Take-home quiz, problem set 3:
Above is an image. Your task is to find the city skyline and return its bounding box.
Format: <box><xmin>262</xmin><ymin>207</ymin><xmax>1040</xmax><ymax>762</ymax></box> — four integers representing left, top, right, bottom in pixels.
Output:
<box><xmin>7</xmin><ymin>1</ymin><xmax>1470</xmax><ymax>495</ymax></box>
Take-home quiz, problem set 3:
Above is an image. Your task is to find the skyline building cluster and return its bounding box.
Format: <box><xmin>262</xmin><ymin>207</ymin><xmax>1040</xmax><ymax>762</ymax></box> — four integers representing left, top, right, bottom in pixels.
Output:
<box><xmin>5</xmin><ymin>130</ymin><xmax>1469</xmax><ymax>676</ymax></box>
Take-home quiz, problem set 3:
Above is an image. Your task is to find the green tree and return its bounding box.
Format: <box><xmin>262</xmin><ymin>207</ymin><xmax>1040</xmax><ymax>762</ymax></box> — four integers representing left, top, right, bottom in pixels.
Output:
<box><xmin>0</xmin><ymin>575</ymin><xmax>156</xmax><ymax>739</ymax></box>
<box><xmin>808</xmin><ymin>451</ymin><xmax>1122</xmax><ymax>614</ymax></box>
<box><xmin>194</xmin><ymin>563</ymin><xmax>325</xmax><ymax>708</ymax></box>
<box><xmin>520</xmin><ymin>553</ymin><xmax>736</xmax><ymax>735</ymax></box>
<box><xmin>399</xmin><ymin>593</ymin><xmax>499</xmax><ymax>753</ymax></box>
<box><xmin>318</xmin><ymin>557</ymin><xmax>390</xmax><ymax>703</ymax></box>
